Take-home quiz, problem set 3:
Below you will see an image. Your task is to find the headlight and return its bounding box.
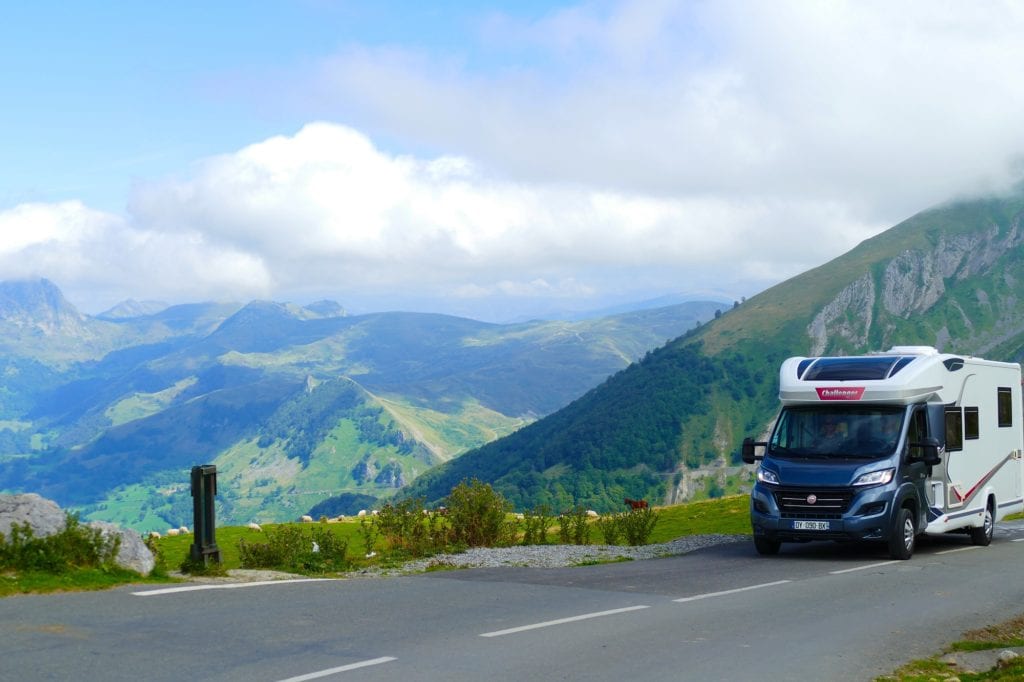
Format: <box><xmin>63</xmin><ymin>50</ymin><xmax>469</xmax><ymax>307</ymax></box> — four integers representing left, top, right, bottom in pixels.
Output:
<box><xmin>852</xmin><ymin>468</ymin><xmax>895</xmax><ymax>487</ymax></box>
<box><xmin>757</xmin><ymin>467</ymin><xmax>780</xmax><ymax>485</ymax></box>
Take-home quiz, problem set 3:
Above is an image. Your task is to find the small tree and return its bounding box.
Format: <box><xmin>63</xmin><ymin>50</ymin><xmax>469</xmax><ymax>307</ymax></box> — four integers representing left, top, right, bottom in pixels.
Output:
<box><xmin>620</xmin><ymin>507</ymin><xmax>659</xmax><ymax>546</ymax></box>
<box><xmin>522</xmin><ymin>505</ymin><xmax>555</xmax><ymax>545</ymax></box>
<box><xmin>445</xmin><ymin>479</ymin><xmax>512</xmax><ymax>547</ymax></box>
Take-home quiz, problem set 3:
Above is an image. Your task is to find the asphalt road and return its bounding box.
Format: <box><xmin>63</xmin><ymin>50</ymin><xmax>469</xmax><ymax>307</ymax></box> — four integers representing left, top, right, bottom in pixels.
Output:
<box><xmin>4</xmin><ymin>523</ymin><xmax>1024</xmax><ymax>682</ymax></box>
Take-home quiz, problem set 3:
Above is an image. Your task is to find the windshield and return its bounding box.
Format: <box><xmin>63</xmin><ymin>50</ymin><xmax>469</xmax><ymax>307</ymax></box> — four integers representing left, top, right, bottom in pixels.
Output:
<box><xmin>769</xmin><ymin>405</ymin><xmax>905</xmax><ymax>459</ymax></box>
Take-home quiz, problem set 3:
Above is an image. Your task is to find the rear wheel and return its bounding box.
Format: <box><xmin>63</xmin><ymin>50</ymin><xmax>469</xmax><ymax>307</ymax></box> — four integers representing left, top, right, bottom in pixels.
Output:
<box><xmin>888</xmin><ymin>507</ymin><xmax>915</xmax><ymax>560</ymax></box>
<box><xmin>754</xmin><ymin>536</ymin><xmax>781</xmax><ymax>555</ymax></box>
<box><xmin>970</xmin><ymin>501</ymin><xmax>994</xmax><ymax>546</ymax></box>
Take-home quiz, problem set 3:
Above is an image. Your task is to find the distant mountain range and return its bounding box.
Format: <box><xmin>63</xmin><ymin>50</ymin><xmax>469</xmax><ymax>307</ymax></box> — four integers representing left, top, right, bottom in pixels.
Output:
<box><xmin>0</xmin><ymin>279</ymin><xmax>721</xmax><ymax>529</ymax></box>
<box><xmin>403</xmin><ymin>188</ymin><xmax>1024</xmax><ymax>512</ymax></box>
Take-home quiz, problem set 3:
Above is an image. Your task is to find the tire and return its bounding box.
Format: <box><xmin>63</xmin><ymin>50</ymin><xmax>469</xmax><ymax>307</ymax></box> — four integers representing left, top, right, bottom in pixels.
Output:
<box><xmin>888</xmin><ymin>507</ymin><xmax>915</xmax><ymax>560</ymax></box>
<box><xmin>970</xmin><ymin>501</ymin><xmax>994</xmax><ymax>546</ymax></box>
<box><xmin>754</xmin><ymin>536</ymin><xmax>781</xmax><ymax>555</ymax></box>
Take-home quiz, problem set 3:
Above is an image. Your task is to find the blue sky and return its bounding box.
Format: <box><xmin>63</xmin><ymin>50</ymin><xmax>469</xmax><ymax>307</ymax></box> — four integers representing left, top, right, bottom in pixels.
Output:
<box><xmin>3</xmin><ymin>1</ymin><xmax>1024</xmax><ymax>321</ymax></box>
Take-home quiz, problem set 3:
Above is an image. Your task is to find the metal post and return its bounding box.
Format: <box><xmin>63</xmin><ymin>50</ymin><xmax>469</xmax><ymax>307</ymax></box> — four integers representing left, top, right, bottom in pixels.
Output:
<box><xmin>189</xmin><ymin>464</ymin><xmax>221</xmax><ymax>565</ymax></box>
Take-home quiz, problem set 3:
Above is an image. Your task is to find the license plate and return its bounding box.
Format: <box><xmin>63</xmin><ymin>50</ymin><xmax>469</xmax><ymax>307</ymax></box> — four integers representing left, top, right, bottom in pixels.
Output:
<box><xmin>793</xmin><ymin>520</ymin><xmax>830</xmax><ymax>531</ymax></box>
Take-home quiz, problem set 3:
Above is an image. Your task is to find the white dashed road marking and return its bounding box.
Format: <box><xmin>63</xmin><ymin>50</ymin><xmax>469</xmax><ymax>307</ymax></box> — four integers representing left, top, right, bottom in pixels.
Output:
<box><xmin>132</xmin><ymin>578</ymin><xmax>334</xmax><ymax>596</ymax></box>
<box><xmin>479</xmin><ymin>605</ymin><xmax>651</xmax><ymax>637</ymax></box>
<box><xmin>672</xmin><ymin>580</ymin><xmax>791</xmax><ymax>603</ymax></box>
<box><xmin>274</xmin><ymin>657</ymin><xmax>397</xmax><ymax>681</ymax></box>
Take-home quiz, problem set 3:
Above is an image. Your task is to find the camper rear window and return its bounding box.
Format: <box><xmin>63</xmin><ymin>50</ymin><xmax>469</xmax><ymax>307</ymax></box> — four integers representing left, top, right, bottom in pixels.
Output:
<box><xmin>998</xmin><ymin>388</ymin><xmax>1013</xmax><ymax>427</ymax></box>
<box><xmin>801</xmin><ymin>356</ymin><xmax>909</xmax><ymax>381</ymax></box>
<box><xmin>965</xmin><ymin>407</ymin><xmax>979</xmax><ymax>440</ymax></box>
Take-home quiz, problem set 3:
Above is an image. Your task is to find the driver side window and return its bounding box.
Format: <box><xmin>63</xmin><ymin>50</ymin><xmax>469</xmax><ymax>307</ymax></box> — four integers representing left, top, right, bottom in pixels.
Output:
<box><xmin>907</xmin><ymin>408</ymin><xmax>927</xmax><ymax>459</ymax></box>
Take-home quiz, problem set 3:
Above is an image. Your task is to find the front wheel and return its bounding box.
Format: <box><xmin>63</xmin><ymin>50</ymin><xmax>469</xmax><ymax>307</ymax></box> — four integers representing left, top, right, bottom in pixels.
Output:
<box><xmin>970</xmin><ymin>502</ymin><xmax>994</xmax><ymax>546</ymax></box>
<box><xmin>888</xmin><ymin>507</ymin><xmax>915</xmax><ymax>560</ymax></box>
<box><xmin>754</xmin><ymin>536</ymin><xmax>781</xmax><ymax>555</ymax></box>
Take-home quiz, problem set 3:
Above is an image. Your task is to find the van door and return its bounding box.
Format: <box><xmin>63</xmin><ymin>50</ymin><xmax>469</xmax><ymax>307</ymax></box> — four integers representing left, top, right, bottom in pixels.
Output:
<box><xmin>905</xmin><ymin>407</ymin><xmax>931</xmax><ymax>512</ymax></box>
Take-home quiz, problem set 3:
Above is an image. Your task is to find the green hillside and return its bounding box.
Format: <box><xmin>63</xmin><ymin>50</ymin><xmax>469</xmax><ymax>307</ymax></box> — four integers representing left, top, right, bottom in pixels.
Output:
<box><xmin>0</xmin><ymin>282</ymin><xmax>720</xmax><ymax>529</ymax></box>
<box><xmin>403</xmin><ymin>188</ymin><xmax>1024</xmax><ymax>512</ymax></box>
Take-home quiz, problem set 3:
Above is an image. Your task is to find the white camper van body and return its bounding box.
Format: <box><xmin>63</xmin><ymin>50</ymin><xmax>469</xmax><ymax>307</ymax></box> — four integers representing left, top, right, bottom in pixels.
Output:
<box><xmin>744</xmin><ymin>346</ymin><xmax>1024</xmax><ymax>559</ymax></box>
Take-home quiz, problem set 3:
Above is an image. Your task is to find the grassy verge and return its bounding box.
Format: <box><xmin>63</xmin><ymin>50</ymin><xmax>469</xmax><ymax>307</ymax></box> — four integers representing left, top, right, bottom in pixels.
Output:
<box><xmin>0</xmin><ymin>567</ymin><xmax>174</xmax><ymax>597</ymax></box>
<box><xmin>878</xmin><ymin>614</ymin><xmax>1024</xmax><ymax>681</ymax></box>
<box><xmin>153</xmin><ymin>495</ymin><xmax>754</xmax><ymax>573</ymax></box>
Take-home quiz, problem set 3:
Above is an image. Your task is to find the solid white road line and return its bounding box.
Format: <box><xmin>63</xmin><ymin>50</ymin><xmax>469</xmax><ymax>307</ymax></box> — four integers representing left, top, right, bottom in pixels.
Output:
<box><xmin>936</xmin><ymin>546</ymin><xmax>981</xmax><ymax>555</ymax></box>
<box><xmin>479</xmin><ymin>605</ymin><xmax>651</xmax><ymax>638</ymax></box>
<box><xmin>132</xmin><ymin>578</ymin><xmax>334</xmax><ymax>596</ymax></box>
<box><xmin>829</xmin><ymin>561</ymin><xmax>901</xmax><ymax>575</ymax></box>
<box><xmin>1012</xmin><ymin>538</ymin><xmax>1024</xmax><ymax>542</ymax></box>
<box><xmin>672</xmin><ymin>579</ymin><xmax>791</xmax><ymax>603</ymax></box>
<box><xmin>274</xmin><ymin>657</ymin><xmax>397</xmax><ymax>681</ymax></box>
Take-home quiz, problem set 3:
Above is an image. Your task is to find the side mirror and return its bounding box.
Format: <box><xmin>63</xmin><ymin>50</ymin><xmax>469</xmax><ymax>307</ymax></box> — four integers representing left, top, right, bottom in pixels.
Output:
<box><xmin>741</xmin><ymin>437</ymin><xmax>764</xmax><ymax>464</ymax></box>
<box><xmin>921</xmin><ymin>437</ymin><xmax>941</xmax><ymax>466</ymax></box>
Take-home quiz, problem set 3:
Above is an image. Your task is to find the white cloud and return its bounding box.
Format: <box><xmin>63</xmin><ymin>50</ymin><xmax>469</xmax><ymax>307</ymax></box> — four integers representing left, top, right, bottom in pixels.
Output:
<box><xmin>6</xmin><ymin>1</ymin><xmax>1024</xmax><ymax>320</ymax></box>
<box><xmin>0</xmin><ymin>201</ymin><xmax>272</xmax><ymax>310</ymax></box>
<box><xmin>302</xmin><ymin>1</ymin><xmax>1024</xmax><ymax>219</ymax></box>
<box><xmin>120</xmin><ymin>122</ymin><xmax>880</xmax><ymax>309</ymax></box>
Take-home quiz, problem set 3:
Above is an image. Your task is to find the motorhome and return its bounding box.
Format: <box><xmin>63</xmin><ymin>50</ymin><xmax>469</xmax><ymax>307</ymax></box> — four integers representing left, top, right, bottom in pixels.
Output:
<box><xmin>742</xmin><ymin>346</ymin><xmax>1024</xmax><ymax>559</ymax></box>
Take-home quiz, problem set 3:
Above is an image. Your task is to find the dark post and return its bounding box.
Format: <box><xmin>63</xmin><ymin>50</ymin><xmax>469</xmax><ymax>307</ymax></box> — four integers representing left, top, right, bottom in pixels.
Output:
<box><xmin>189</xmin><ymin>464</ymin><xmax>221</xmax><ymax>565</ymax></box>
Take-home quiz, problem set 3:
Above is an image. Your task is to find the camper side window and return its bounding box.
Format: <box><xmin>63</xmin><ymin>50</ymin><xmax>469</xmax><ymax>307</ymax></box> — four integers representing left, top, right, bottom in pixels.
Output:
<box><xmin>965</xmin><ymin>407</ymin><xmax>979</xmax><ymax>440</ymax></box>
<box><xmin>998</xmin><ymin>388</ymin><xmax>1013</xmax><ymax>427</ymax></box>
<box><xmin>945</xmin><ymin>408</ymin><xmax>963</xmax><ymax>452</ymax></box>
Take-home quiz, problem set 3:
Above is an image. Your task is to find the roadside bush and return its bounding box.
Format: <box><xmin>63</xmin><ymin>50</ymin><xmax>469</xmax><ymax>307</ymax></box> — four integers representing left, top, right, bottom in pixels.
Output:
<box><xmin>237</xmin><ymin>524</ymin><xmax>349</xmax><ymax>574</ymax></box>
<box><xmin>521</xmin><ymin>505</ymin><xmax>555</xmax><ymax>545</ymax></box>
<box><xmin>143</xmin><ymin>534</ymin><xmax>168</xmax><ymax>578</ymax></box>
<box><xmin>445</xmin><ymin>479</ymin><xmax>514</xmax><ymax>547</ymax></box>
<box><xmin>620</xmin><ymin>507</ymin><xmax>659</xmax><ymax>546</ymax></box>
<box><xmin>595</xmin><ymin>514</ymin><xmax>623</xmax><ymax>545</ymax></box>
<box><xmin>359</xmin><ymin>516</ymin><xmax>380</xmax><ymax>556</ymax></box>
<box><xmin>374</xmin><ymin>498</ymin><xmax>451</xmax><ymax>558</ymax></box>
<box><xmin>0</xmin><ymin>513</ymin><xmax>119</xmax><ymax>574</ymax></box>
<box><xmin>558</xmin><ymin>506</ymin><xmax>592</xmax><ymax>545</ymax></box>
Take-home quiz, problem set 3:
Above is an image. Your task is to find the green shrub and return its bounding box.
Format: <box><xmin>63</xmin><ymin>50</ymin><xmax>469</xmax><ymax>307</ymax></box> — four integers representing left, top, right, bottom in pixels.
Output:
<box><xmin>620</xmin><ymin>507</ymin><xmax>659</xmax><ymax>546</ymax></box>
<box><xmin>143</xmin><ymin>535</ymin><xmax>169</xmax><ymax>578</ymax></box>
<box><xmin>358</xmin><ymin>516</ymin><xmax>379</xmax><ymax>555</ymax></box>
<box><xmin>595</xmin><ymin>514</ymin><xmax>623</xmax><ymax>545</ymax></box>
<box><xmin>237</xmin><ymin>523</ymin><xmax>349</xmax><ymax>574</ymax></box>
<box><xmin>445</xmin><ymin>478</ymin><xmax>513</xmax><ymax>547</ymax></box>
<box><xmin>373</xmin><ymin>498</ymin><xmax>451</xmax><ymax>558</ymax></box>
<box><xmin>521</xmin><ymin>505</ymin><xmax>555</xmax><ymax>545</ymax></box>
<box><xmin>0</xmin><ymin>513</ymin><xmax>119</xmax><ymax>574</ymax></box>
<box><xmin>558</xmin><ymin>506</ymin><xmax>592</xmax><ymax>545</ymax></box>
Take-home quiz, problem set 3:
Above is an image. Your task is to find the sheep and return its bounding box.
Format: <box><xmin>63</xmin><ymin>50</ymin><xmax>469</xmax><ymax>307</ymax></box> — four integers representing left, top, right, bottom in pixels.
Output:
<box><xmin>300</xmin><ymin>515</ymin><xmax>314</xmax><ymax>523</ymax></box>
<box><xmin>248</xmin><ymin>522</ymin><xmax>262</xmax><ymax>532</ymax></box>
<box><xmin>166</xmin><ymin>528</ymin><xmax>180</xmax><ymax>536</ymax></box>
<box><xmin>178</xmin><ymin>526</ymin><xmax>190</xmax><ymax>534</ymax></box>
<box><xmin>148</xmin><ymin>531</ymin><xmax>161</xmax><ymax>539</ymax></box>
<box><xmin>357</xmin><ymin>509</ymin><xmax>367</xmax><ymax>517</ymax></box>
<box><xmin>586</xmin><ymin>510</ymin><xmax>599</xmax><ymax>518</ymax></box>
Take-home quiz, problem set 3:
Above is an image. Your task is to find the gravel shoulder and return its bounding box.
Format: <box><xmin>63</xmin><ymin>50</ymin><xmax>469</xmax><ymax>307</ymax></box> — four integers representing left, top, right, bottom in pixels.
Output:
<box><xmin>351</xmin><ymin>533</ymin><xmax>748</xmax><ymax>577</ymax></box>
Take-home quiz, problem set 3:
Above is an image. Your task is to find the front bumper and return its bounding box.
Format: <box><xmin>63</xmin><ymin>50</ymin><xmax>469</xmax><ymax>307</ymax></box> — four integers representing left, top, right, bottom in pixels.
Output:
<box><xmin>750</xmin><ymin>483</ymin><xmax>895</xmax><ymax>543</ymax></box>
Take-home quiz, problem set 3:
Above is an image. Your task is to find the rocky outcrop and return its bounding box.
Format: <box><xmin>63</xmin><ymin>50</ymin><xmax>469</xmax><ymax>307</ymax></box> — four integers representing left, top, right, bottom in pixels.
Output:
<box><xmin>808</xmin><ymin>217</ymin><xmax>1024</xmax><ymax>354</ymax></box>
<box><xmin>0</xmin><ymin>493</ymin><xmax>66</xmax><ymax>537</ymax></box>
<box><xmin>87</xmin><ymin>520</ymin><xmax>157</xmax><ymax>576</ymax></box>
<box><xmin>808</xmin><ymin>273</ymin><xmax>876</xmax><ymax>355</ymax></box>
<box><xmin>0</xmin><ymin>493</ymin><xmax>154</xmax><ymax>575</ymax></box>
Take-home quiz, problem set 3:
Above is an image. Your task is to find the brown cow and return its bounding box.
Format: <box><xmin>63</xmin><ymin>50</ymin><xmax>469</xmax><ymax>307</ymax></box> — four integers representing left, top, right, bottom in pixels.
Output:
<box><xmin>624</xmin><ymin>497</ymin><xmax>648</xmax><ymax>510</ymax></box>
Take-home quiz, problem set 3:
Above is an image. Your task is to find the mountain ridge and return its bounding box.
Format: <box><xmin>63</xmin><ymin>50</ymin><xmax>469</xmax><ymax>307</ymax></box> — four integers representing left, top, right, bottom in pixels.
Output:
<box><xmin>0</xmin><ymin>279</ymin><xmax>722</xmax><ymax>528</ymax></box>
<box><xmin>402</xmin><ymin>188</ymin><xmax>1024</xmax><ymax>511</ymax></box>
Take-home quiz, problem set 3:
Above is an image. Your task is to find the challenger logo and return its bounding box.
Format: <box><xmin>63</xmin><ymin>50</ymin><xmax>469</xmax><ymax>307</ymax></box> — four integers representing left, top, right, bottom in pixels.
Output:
<box><xmin>815</xmin><ymin>386</ymin><xmax>865</xmax><ymax>401</ymax></box>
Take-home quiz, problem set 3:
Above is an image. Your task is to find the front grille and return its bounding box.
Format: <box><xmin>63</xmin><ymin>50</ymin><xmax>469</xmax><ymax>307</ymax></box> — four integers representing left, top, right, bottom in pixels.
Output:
<box><xmin>774</xmin><ymin>488</ymin><xmax>852</xmax><ymax>516</ymax></box>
